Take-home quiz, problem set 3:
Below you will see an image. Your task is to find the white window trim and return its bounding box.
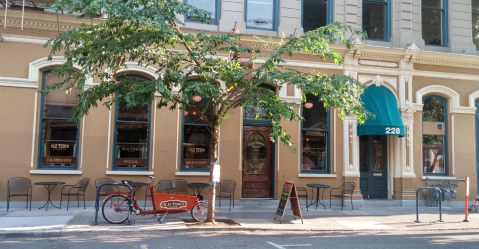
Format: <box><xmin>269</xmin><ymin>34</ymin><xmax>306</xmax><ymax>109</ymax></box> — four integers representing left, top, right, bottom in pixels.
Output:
<box><xmin>30</xmin><ymin>170</ymin><xmax>82</xmax><ymax>175</ymax></box>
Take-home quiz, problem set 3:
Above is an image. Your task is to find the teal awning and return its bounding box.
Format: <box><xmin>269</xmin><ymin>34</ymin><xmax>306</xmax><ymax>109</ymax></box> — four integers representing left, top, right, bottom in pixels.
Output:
<box><xmin>358</xmin><ymin>85</ymin><xmax>405</xmax><ymax>137</ymax></box>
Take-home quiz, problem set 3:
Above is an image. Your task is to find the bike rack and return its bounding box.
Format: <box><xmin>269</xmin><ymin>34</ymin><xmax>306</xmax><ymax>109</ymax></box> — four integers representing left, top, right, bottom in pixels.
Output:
<box><xmin>94</xmin><ymin>183</ymin><xmax>133</xmax><ymax>225</ymax></box>
<box><xmin>416</xmin><ymin>187</ymin><xmax>443</xmax><ymax>223</ymax></box>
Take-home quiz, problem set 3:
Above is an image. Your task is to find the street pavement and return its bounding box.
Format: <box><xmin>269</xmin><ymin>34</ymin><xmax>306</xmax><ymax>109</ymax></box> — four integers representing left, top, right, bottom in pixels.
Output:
<box><xmin>1</xmin><ymin>202</ymin><xmax>478</xmax><ymax>237</ymax></box>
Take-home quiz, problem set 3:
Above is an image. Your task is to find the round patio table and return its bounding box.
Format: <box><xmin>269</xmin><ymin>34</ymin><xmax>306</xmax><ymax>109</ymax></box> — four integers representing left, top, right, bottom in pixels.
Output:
<box><xmin>129</xmin><ymin>182</ymin><xmax>148</xmax><ymax>195</ymax></box>
<box><xmin>306</xmin><ymin>184</ymin><xmax>330</xmax><ymax>210</ymax></box>
<box><xmin>187</xmin><ymin>183</ymin><xmax>209</xmax><ymax>200</ymax></box>
<box><xmin>34</xmin><ymin>182</ymin><xmax>65</xmax><ymax>211</ymax></box>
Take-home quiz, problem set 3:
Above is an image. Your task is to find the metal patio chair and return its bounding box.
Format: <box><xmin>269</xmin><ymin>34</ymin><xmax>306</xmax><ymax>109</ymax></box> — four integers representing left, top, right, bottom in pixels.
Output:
<box><xmin>60</xmin><ymin>178</ymin><xmax>90</xmax><ymax>211</ymax></box>
<box><xmin>172</xmin><ymin>179</ymin><xmax>189</xmax><ymax>195</ymax></box>
<box><xmin>94</xmin><ymin>178</ymin><xmax>118</xmax><ymax>209</ymax></box>
<box><xmin>216</xmin><ymin>180</ymin><xmax>236</xmax><ymax>212</ymax></box>
<box><xmin>7</xmin><ymin>177</ymin><xmax>32</xmax><ymax>212</ymax></box>
<box><xmin>144</xmin><ymin>180</ymin><xmax>173</xmax><ymax>209</ymax></box>
<box><xmin>329</xmin><ymin>182</ymin><xmax>355</xmax><ymax>211</ymax></box>
<box><xmin>296</xmin><ymin>187</ymin><xmax>309</xmax><ymax>211</ymax></box>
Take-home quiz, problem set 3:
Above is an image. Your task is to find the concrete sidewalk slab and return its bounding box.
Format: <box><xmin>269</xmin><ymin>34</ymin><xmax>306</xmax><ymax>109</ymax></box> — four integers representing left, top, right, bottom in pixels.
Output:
<box><xmin>1</xmin><ymin>205</ymin><xmax>478</xmax><ymax>236</ymax></box>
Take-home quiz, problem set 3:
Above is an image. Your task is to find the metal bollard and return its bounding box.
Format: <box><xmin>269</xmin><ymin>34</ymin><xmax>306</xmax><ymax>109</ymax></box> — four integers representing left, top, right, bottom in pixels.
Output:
<box><xmin>416</xmin><ymin>187</ymin><xmax>443</xmax><ymax>223</ymax></box>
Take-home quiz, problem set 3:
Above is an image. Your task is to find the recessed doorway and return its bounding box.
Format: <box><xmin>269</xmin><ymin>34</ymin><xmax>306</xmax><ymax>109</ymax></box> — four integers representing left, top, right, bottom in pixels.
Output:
<box><xmin>359</xmin><ymin>135</ymin><xmax>388</xmax><ymax>199</ymax></box>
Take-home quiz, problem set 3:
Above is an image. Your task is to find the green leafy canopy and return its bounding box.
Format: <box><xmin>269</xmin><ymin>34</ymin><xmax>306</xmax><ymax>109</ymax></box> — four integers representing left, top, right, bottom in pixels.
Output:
<box><xmin>44</xmin><ymin>0</ymin><xmax>370</xmax><ymax>153</ymax></box>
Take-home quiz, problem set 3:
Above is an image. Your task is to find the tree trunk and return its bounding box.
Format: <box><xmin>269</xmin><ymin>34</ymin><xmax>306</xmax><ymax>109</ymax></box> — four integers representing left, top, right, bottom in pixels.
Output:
<box><xmin>207</xmin><ymin>129</ymin><xmax>219</xmax><ymax>223</ymax></box>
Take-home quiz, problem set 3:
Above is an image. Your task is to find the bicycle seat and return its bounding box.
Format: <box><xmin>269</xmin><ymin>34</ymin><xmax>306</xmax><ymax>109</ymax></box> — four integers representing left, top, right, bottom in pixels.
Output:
<box><xmin>121</xmin><ymin>180</ymin><xmax>132</xmax><ymax>185</ymax></box>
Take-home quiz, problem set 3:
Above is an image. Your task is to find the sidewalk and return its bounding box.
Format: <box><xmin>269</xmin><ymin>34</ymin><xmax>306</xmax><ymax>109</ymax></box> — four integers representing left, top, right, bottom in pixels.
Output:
<box><xmin>1</xmin><ymin>204</ymin><xmax>478</xmax><ymax>236</ymax></box>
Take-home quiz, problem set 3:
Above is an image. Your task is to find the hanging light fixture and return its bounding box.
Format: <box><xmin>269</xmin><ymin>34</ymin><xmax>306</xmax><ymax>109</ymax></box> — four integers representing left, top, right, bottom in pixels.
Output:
<box><xmin>304</xmin><ymin>100</ymin><xmax>313</xmax><ymax>109</ymax></box>
<box><xmin>192</xmin><ymin>95</ymin><xmax>202</xmax><ymax>102</ymax></box>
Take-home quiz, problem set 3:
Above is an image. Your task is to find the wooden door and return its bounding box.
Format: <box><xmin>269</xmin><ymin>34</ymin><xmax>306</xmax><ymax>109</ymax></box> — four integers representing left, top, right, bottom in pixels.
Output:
<box><xmin>242</xmin><ymin>126</ymin><xmax>272</xmax><ymax>198</ymax></box>
<box><xmin>359</xmin><ymin>135</ymin><xmax>388</xmax><ymax>199</ymax></box>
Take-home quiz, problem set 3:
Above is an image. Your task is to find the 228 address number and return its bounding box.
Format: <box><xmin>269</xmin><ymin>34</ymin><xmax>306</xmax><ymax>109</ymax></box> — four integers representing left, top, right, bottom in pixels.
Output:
<box><xmin>385</xmin><ymin>127</ymin><xmax>401</xmax><ymax>134</ymax></box>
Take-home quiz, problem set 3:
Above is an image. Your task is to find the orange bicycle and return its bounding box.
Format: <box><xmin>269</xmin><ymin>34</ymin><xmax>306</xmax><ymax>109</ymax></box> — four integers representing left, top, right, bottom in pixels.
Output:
<box><xmin>101</xmin><ymin>176</ymin><xmax>208</xmax><ymax>224</ymax></box>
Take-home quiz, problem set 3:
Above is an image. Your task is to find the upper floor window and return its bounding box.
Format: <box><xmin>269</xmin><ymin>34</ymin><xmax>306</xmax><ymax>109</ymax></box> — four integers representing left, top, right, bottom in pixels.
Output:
<box><xmin>38</xmin><ymin>70</ymin><xmax>80</xmax><ymax>169</ymax></box>
<box><xmin>422</xmin><ymin>0</ymin><xmax>448</xmax><ymax>46</ymax></box>
<box><xmin>422</xmin><ymin>96</ymin><xmax>448</xmax><ymax>175</ymax></box>
<box><xmin>185</xmin><ymin>0</ymin><xmax>221</xmax><ymax>25</ymax></box>
<box><xmin>472</xmin><ymin>0</ymin><xmax>479</xmax><ymax>49</ymax></box>
<box><xmin>301</xmin><ymin>94</ymin><xmax>329</xmax><ymax>173</ymax></box>
<box><xmin>363</xmin><ymin>0</ymin><xmax>390</xmax><ymax>41</ymax></box>
<box><xmin>245</xmin><ymin>0</ymin><xmax>278</xmax><ymax>30</ymax></box>
<box><xmin>302</xmin><ymin>0</ymin><xmax>333</xmax><ymax>32</ymax></box>
<box><xmin>112</xmin><ymin>75</ymin><xmax>151</xmax><ymax>171</ymax></box>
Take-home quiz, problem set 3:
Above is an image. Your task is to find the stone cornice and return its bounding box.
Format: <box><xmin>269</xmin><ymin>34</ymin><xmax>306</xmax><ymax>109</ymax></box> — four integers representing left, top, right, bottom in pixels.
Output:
<box><xmin>2</xmin><ymin>11</ymin><xmax>479</xmax><ymax>69</ymax></box>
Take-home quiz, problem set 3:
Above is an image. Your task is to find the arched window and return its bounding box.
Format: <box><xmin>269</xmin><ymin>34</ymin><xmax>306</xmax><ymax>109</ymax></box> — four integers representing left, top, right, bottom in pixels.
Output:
<box><xmin>243</xmin><ymin>83</ymin><xmax>276</xmax><ymax>123</ymax></box>
<box><xmin>112</xmin><ymin>75</ymin><xmax>152</xmax><ymax>171</ymax></box>
<box><xmin>37</xmin><ymin>70</ymin><xmax>80</xmax><ymax>169</ymax></box>
<box><xmin>301</xmin><ymin>94</ymin><xmax>329</xmax><ymax>173</ymax></box>
<box><xmin>181</xmin><ymin>81</ymin><xmax>212</xmax><ymax>171</ymax></box>
<box><xmin>422</xmin><ymin>95</ymin><xmax>448</xmax><ymax>175</ymax></box>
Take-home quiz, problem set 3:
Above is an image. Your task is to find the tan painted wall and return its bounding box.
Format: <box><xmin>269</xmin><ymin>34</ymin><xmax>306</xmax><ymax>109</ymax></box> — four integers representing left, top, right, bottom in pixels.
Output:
<box><xmin>413</xmin><ymin>76</ymin><xmax>478</xmax><ymax>107</ymax></box>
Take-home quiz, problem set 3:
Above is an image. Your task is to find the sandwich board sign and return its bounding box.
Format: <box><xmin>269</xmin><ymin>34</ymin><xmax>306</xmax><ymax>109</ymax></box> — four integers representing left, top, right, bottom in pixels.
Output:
<box><xmin>274</xmin><ymin>181</ymin><xmax>303</xmax><ymax>224</ymax></box>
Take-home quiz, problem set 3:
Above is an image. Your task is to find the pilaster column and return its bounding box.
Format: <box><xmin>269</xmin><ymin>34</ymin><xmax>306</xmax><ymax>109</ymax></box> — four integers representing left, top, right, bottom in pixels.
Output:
<box><xmin>342</xmin><ymin>38</ymin><xmax>362</xmax><ymax>198</ymax></box>
<box><xmin>392</xmin><ymin>0</ymin><xmax>417</xmax><ymax>48</ymax></box>
<box><xmin>393</xmin><ymin>43</ymin><xmax>419</xmax><ymax>202</ymax></box>
<box><xmin>218</xmin><ymin>0</ymin><xmax>246</xmax><ymax>33</ymax></box>
<box><xmin>449</xmin><ymin>0</ymin><xmax>477</xmax><ymax>55</ymax></box>
<box><xmin>336</xmin><ymin>0</ymin><xmax>361</xmax><ymax>38</ymax></box>
<box><xmin>277</xmin><ymin>0</ymin><xmax>302</xmax><ymax>37</ymax></box>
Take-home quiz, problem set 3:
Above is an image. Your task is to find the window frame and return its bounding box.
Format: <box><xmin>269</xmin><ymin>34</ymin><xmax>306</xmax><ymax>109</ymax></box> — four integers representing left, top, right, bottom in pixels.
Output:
<box><xmin>184</xmin><ymin>0</ymin><xmax>221</xmax><ymax>25</ymax></box>
<box><xmin>37</xmin><ymin>69</ymin><xmax>80</xmax><ymax>170</ymax></box>
<box><xmin>180</xmin><ymin>80</ymin><xmax>214</xmax><ymax>172</ymax></box>
<box><xmin>421</xmin><ymin>0</ymin><xmax>449</xmax><ymax>47</ymax></box>
<box><xmin>422</xmin><ymin>95</ymin><xmax>449</xmax><ymax>176</ymax></box>
<box><xmin>244</xmin><ymin>0</ymin><xmax>279</xmax><ymax>31</ymax></box>
<box><xmin>362</xmin><ymin>0</ymin><xmax>391</xmax><ymax>42</ymax></box>
<box><xmin>472</xmin><ymin>0</ymin><xmax>479</xmax><ymax>50</ymax></box>
<box><xmin>301</xmin><ymin>0</ymin><xmax>334</xmax><ymax>33</ymax></box>
<box><xmin>111</xmin><ymin>74</ymin><xmax>152</xmax><ymax>171</ymax></box>
<box><xmin>300</xmin><ymin>96</ymin><xmax>331</xmax><ymax>174</ymax></box>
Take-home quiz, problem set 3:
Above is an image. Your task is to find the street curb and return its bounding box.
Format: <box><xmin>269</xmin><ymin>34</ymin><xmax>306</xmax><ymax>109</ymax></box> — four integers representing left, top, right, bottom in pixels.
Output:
<box><xmin>3</xmin><ymin>225</ymin><xmax>479</xmax><ymax>237</ymax></box>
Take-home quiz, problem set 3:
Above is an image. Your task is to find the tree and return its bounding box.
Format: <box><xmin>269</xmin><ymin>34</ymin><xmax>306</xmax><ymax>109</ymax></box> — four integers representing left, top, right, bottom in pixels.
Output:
<box><xmin>45</xmin><ymin>0</ymin><xmax>369</xmax><ymax>223</ymax></box>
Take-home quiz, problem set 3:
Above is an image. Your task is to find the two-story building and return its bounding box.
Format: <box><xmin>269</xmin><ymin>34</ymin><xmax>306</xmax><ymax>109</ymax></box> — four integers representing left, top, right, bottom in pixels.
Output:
<box><xmin>1</xmin><ymin>0</ymin><xmax>478</xmax><ymax>208</ymax></box>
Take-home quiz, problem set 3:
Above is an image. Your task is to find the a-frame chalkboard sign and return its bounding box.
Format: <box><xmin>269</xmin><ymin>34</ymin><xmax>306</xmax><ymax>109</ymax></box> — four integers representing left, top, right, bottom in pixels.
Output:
<box><xmin>274</xmin><ymin>181</ymin><xmax>303</xmax><ymax>224</ymax></box>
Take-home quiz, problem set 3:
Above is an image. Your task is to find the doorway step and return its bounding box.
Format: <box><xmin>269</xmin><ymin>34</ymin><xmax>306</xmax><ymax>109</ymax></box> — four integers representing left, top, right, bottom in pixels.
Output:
<box><xmin>362</xmin><ymin>199</ymin><xmax>397</xmax><ymax>207</ymax></box>
<box><xmin>237</xmin><ymin>198</ymin><xmax>278</xmax><ymax>206</ymax></box>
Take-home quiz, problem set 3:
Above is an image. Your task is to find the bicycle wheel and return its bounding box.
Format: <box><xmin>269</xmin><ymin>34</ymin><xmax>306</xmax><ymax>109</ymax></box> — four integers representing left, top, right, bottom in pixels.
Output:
<box><xmin>191</xmin><ymin>201</ymin><xmax>208</xmax><ymax>222</ymax></box>
<box><xmin>102</xmin><ymin>194</ymin><xmax>131</xmax><ymax>224</ymax></box>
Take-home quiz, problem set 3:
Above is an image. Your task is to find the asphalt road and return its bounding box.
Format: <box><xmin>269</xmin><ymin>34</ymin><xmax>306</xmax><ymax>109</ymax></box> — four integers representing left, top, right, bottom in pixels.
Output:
<box><xmin>1</xmin><ymin>230</ymin><xmax>479</xmax><ymax>249</ymax></box>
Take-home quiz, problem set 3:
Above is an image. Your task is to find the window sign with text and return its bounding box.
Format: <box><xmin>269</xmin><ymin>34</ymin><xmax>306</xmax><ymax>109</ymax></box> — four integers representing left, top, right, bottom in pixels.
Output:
<box><xmin>38</xmin><ymin>70</ymin><xmax>80</xmax><ymax>169</ymax></box>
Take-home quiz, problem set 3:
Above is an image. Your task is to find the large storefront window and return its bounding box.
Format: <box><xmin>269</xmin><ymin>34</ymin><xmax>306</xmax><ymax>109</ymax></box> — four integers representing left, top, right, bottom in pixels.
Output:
<box><xmin>301</xmin><ymin>94</ymin><xmax>329</xmax><ymax>173</ymax></box>
<box><xmin>182</xmin><ymin>92</ymin><xmax>211</xmax><ymax>170</ymax></box>
<box><xmin>422</xmin><ymin>96</ymin><xmax>448</xmax><ymax>175</ymax></box>
<box><xmin>112</xmin><ymin>75</ymin><xmax>151</xmax><ymax>170</ymax></box>
<box><xmin>38</xmin><ymin>70</ymin><xmax>80</xmax><ymax>169</ymax></box>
